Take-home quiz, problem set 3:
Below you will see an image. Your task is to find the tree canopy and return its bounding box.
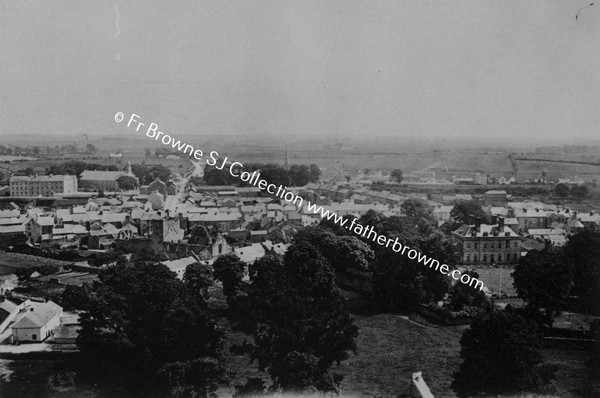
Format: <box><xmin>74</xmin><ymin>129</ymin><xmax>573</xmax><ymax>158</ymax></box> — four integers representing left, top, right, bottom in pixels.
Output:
<box><xmin>390</xmin><ymin>169</ymin><xmax>403</xmax><ymax>183</ymax></box>
<box><xmin>450</xmin><ymin>199</ymin><xmax>487</xmax><ymax>225</ymax></box>
<box><xmin>117</xmin><ymin>175</ymin><xmax>139</xmax><ymax>190</ymax></box>
<box><xmin>203</xmin><ymin>161</ymin><xmax>320</xmax><ymax>187</ymax></box>
<box><xmin>212</xmin><ymin>254</ymin><xmax>245</xmax><ymax>306</ymax></box>
<box><xmin>77</xmin><ymin>262</ymin><xmax>226</xmax><ymax>397</ymax></box>
<box><xmin>512</xmin><ymin>247</ymin><xmax>574</xmax><ymax>324</ymax></box>
<box><xmin>563</xmin><ymin>230</ymin><xmax>600</xmax><ymax>315</ymax></box>
<box><xmin>452</xmin><ymin>310</ymin><xmax>556</xmax><ymax>397</ymax></box>
<box><xmin>242</xmin><ymin>242</ymin><xmax>358</xmax><ymax>393</ymax></box>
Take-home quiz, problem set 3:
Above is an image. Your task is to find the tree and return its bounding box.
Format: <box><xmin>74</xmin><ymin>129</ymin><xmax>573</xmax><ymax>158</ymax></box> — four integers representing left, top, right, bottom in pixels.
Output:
<box><xmin>20</xmin><ymin>167</ymin><xmax>35</xmax><ymax>176</ymax></box>
<box><xmin>117</xmin><ymin>175</ymin><xmax>139</xmax><ymax>190</ymax></box>
<box><xmin>258</xmin><ymin>164</ymin><xmax>289</xmax><ymax>187</ymax></box>
<box><xmin>149</xmin><ymin>164</ymin><xmax>171</xmax><ymax>183</ymax></box>
<box><xmin>86</xmin><ymin>143</ymin><xmax>96</xmax><ymax>153</ymax></box>
<box><xmin>400</xmin><ymin>198</ymin><xmax>436</xmax><ymax>235</ymax></box>
<box><xmin>293</xmin><ymin>227</ymin><xmax>374</xmax><ymax>272</ymax></box>
<box><xmin>450</xmin><ymin>200</ymin><xmax>487</xmax><ymax>224</ymax></box>
<box><xmin>308</xmin><ymin>164</ymin><xmax>321</xmax><ymax>183</ymax></box>
<box><xmin>359</xmin><ymin>207</ymin><xmax>455</xmax><ymax>312</ymax></box>
<box><xmin>243</xmin><ymin>244</ymin><xmax>358</xmax><ymax>393</ymax></box>
<box><xmin>512</xmin><ymin>247</ymin><xmax>573</xmax><ymax>324</ymax></box>
<box><xmin>571</xmin><ymin>185</ymin><xmax>590</xmax><ymax>199</ymax></box>
<box><xmin>183</xmin><ymin>262</ymin><xmax>214</xmax><ymax>301</ymax></box>
<box><xmin>448</xmin><ymin>270</ymin><xmax>491</xmax><ymax>311</ymax></box>
<box><xmin>212</xmin><ymin>254</ymin><xmax>245</xmax><ymax>306</ymax></box>
<box><xmin>452</xmin><ymin>310</ymin><xmax>557</xmax><ymax>397</ymax></box>
<box><xmin>563</xmin><ymin>230</ymin><xmax>600</xmax><ymax>314</ymax></box>
<box><xmin>204</xmin><ymin>162</ymin><xmax>237</xmax><ymax>186</ymax></box>
<box><xmin>390</xmin><ymin>169</ymin><xmax>403</xmax><ymax>183</ymax></box>
<box><xmin>60</xmin><ymin>284</ymin><xmax>93</xmax><ymax>311</ymax></box>
<box><xmin>555</xmin><ymin>183</ymin><xmax>570</xmax><ymax>197</ymax></box>
<box><xmin>77</xmin><ymin>262</ymin><xmax>226</xmax><ymax>397</ymax></box>
<box><xmin>289</xmin><ymin>164</ymin><xmax>310</xmax><ymax>186</ymax></box>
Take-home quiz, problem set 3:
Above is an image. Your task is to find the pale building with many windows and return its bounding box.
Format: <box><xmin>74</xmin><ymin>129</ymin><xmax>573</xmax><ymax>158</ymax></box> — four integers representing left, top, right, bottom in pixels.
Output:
<box><xmin>452</xmin><ymin>217</ymin><xmax>522</xmax><ymax>266</ymax></box>
<box><xmin>9</xmin><ymin>175</ymin><xmax>77</xmax><ymax>197</ymax></box>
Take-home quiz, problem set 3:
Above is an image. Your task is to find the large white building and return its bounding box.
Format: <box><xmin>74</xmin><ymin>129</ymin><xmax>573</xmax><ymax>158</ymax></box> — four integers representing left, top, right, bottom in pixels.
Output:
<box><xmin>10</xmin><ymin>175</ymin><xmax>78</xmax><ymax>197</ymax></box>
<box><xmin>10</xmin><ymin>300</ymin><xmax>63</xmax><ymax>342</ymax></box>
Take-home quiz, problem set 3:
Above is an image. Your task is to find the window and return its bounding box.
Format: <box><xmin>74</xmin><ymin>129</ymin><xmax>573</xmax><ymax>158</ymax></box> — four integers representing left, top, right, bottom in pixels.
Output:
<box><xmin>483</xmin><ymin>243</ymin><xmax>487</xmax><ymax>249</ymax></box>
<box><xmin>218</xmin><ymin>244</ymin><xmax>223</xmax><ymax>254</ymax></box>
<box><xmin>474</xmin><ymin>254</ymin><xmax>478</xmax><ymax>263</ymax></box>
<box><xmin>490</xmin><ymin>254</ymin><xmax>495</xmax><ymax>263</ymax></box>
<box><xmin>474</xmin><ymin>242</ymin><xmax>478</xmax><ymax>249</ymax></box>
<box><xmin>466</xmin><ymin>243</ymin><xmax>470</xmax><ymax>249</ymax></box>
<box><xmin>506</xmin><ymin>240</ymin><xmax>510</xmax><ymax>248</ymax></box>
<box><xmin>498</xmin><ymin>254</ymin><xmax>502</xmax><ymax>262</ymax></box>
<box><xmin>483</xmin><ymin>254</ymin><xmax>487</xmax><ymax>263</ymax></box>
<box><xmin>514</xmin><ymin>242</ymin><xmax>518</xmax><ymax>248</ymax></box>
<box><xmin>491</xmin><ymin>243</ymin><xmax>495</xmax><ymax>249</ymax></box>
<box><xmin>466</xmin><ymin>254</ymin><xmax>471</xmax><ymax>263</ymax></box>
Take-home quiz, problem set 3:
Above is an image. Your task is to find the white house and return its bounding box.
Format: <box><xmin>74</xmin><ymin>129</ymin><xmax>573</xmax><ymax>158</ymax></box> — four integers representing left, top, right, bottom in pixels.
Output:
<box><xmin>11</xmin><ymin>300</ymin><xmax>63</xmax><ymax>342</ymax></box>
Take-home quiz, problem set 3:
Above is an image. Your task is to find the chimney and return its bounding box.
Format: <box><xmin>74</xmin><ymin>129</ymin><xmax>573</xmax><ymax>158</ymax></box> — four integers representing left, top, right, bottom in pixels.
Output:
<box><xmin>498</xmin><ymin>216</ymin><xmax>505</xmax><ymax>228</ymax></box>
<box><xmin>467</xmin><ymin>213</ymin><xmax>476</xmax><ymax>225</ymax></box>
<box><xmin>491</xmin><ymin>215</ymin><xmax>498</xmax><ymax>225</ymax></box>
<box><xmin>474</xmin><ymin>216</ymin><xmax>483</xmax><ymax>229</ymax></box>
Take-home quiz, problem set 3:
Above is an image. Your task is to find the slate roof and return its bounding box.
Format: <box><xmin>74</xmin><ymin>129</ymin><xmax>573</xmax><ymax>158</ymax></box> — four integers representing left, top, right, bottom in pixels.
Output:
<box><xmin>12</xmin><ymin>301</ymin><xmax>62</xmax><ymax>329</ymax></box>
<box><xmin>80</xmin><ymin>170</ymin><xmax>124</xmax><ymax>181</ymax></box>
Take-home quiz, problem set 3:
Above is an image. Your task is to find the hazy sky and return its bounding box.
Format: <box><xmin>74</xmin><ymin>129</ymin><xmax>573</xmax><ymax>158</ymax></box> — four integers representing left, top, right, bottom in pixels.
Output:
<box><xmin>0</xmin><ymin>0</ymin><xmax>599</xmax><ymax>142</ymax></box>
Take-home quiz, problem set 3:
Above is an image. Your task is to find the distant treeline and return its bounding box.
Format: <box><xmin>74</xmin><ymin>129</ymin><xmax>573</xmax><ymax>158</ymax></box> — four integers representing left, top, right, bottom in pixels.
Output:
<box><xmin>200</xmin><ymin>162</ymin><xmax>321</xmax><ymax>187</ymax></box>
<box><xmin>515</xmin><ymin>157</ymin><xmax>600</xmax><ymax>166</ymax></box>
<box><xmin>11</xmin><ymin>160</ymin><xmax>172</xmax><ymax>187</ymax></box>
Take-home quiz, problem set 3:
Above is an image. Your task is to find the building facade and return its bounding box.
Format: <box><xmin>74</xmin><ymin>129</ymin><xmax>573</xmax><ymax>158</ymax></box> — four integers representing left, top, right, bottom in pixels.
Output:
<box><xmin>452</xmin><ymin>218</ymin><xmax>523</xmax><ymax>266</ymax></box>
<box><xmin>10</xmin><ymin>175</ymin><xmax>77</xmax><ymax>197</ymax></box>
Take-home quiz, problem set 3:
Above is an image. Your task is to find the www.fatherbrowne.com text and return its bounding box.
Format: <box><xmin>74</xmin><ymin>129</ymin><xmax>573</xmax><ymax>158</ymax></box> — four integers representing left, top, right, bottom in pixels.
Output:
<box><xmin>116</xmin><ymin>112</ymin><xmax>485</xmax><ymax>291</ymax></box>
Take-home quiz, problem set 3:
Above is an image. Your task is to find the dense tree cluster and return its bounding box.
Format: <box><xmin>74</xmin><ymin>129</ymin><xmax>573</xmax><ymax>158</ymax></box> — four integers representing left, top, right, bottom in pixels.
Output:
<box><xmin>555</xmin><ymin>183</ymin><xmax>590</xmax><ymax>198</ymax></box>
<box><xmin>131</xmin><ymin>163</ymin><xmax>172</xmax><ymax>184</ymax></box>
<box><xmin>355</xmin><ymin>200</ymin><xmax>457</xmax><ymax>312</ymax></box>
<box><xmin>77</xmin><ymin>262</ymin><xmax>226</xmax><ymax>397</ymax></box>
<box><xmin>239</xmin><ymin>240</ymin><xmax>359</xmax><ymax>393</ymax></box>
<box><xmin>203</xmin><ymin>161</ymin><xmax>321</xmax><ymax>187</ymax></box>
<box><xmin>46</xmin><ymin>161</ymin><xmax>118</xmax><ymax>176</ymax></box>
<box><xmin>452</xmin><ymin>309</ymin><xmax>556</xmax><ymax>397</ymax></box>
<box><xmin>116</xmin><ymin>175</ymin><xmax>139</xmax><ymax>190</ymax></box>
<box><xmin>212</xmin><ymin>254</ymin><xmax>245</xmax><ymax>307</ymax></box>
<box><xmin>450</xmin><ymin>199</ymin><xmax>487</xmax><ymax>225</ymax></box>
<box><xmin>390</xmin><ymin>169</ymin><xmax>403</xmax><ymax>183</ymax></box>
<box><xmin>512</xmin><ymin>247</ymin><xmax>574</xmax><ymax>324</ymax></box>
<box><xmin>513</xmin><ymin>230</ymin><xmax>600</xmax><ymax>317</ymax></box>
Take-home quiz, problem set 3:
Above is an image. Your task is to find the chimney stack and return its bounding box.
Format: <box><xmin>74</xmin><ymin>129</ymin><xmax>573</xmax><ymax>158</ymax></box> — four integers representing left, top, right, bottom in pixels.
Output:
<box><xmin>498</xmin><ymin>216</ymin><xmax>505</xmax><ymax>228</ymax></box>
<box><xmin>475</xmin><ymin>216</ymin><xmax>483</xmax><ymax>229</ymax></box>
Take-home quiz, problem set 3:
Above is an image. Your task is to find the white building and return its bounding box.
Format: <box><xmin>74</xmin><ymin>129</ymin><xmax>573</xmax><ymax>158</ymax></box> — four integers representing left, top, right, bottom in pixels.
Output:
<box><xmin>11</xmin><ymin>300</ymin><xmax>63</xmax><ymax>342</ymax></box>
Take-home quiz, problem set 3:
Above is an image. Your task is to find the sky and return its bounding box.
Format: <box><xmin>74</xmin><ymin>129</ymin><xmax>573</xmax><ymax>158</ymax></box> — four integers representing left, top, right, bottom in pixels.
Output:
<box><xmin>0</xmin><ymin>0</ymin><xmax>599</xmax><ymax>143</ymax></box>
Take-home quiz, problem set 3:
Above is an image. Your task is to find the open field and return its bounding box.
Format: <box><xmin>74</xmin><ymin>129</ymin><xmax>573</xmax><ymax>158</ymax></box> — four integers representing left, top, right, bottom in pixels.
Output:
<box><xmin>0</xmin><ymin>313</ymin><xmax>596</xmax><ymax>397</ymax></box>
<box><xmin>474</xmin><ymin>267</ymin><xmax>517</xmax><ymax>296</ymax></box>
<box><xmin>337</xmin><ymin>314</ymin><xmax>465</xmax><ymax>397</ymax></box>
<box><xmin>515</xmin><ymin>159</ymin><xmax>600</xmax><ymax>181</ymax></box>
<box><xmin>0</xmin><ymin>252</ymin><xmax>73</xmax><ymax>276</ymax></box>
